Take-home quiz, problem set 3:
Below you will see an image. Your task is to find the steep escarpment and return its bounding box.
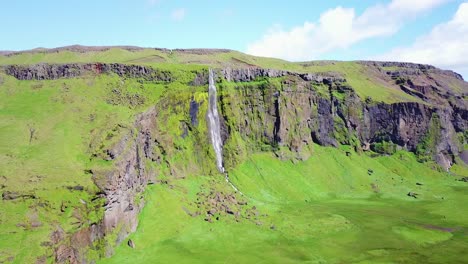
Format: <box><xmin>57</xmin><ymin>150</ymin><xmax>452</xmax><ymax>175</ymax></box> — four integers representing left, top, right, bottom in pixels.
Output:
<box><xmin>3</xmin><ymin>62</ymin><xmax>466</xmax><ymax>170</ymax></box>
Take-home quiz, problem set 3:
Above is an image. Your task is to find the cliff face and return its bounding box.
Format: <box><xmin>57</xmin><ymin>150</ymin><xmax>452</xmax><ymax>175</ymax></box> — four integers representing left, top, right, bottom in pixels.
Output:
<box><xmin>2</xmin><ymin>61</ymin><xmax>467</xmax><ymax>263</ymax></box>
<box><xmin>215</xmin><ymin>65</ymin><xmax>466</xmax><ymax>170</ymax></box>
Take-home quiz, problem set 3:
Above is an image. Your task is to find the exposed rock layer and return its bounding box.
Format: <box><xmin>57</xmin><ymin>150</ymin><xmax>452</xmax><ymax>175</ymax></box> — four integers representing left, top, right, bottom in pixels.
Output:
<box><xmin>4</xmin><ymin>63</ymin><xmax>172</xmax><ymax>81</ymax></box>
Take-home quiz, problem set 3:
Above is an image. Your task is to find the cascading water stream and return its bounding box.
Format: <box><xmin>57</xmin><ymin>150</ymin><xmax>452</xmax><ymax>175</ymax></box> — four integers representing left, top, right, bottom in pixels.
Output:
<box><xmin>207</xmin><ymin>68</ymin><xmax>225</xmax><ymax>173</ymax></box>
<box><xmin>207</xmin><ymin>69</ymin><xmax>242</xmax><ymax>194</ymax></box>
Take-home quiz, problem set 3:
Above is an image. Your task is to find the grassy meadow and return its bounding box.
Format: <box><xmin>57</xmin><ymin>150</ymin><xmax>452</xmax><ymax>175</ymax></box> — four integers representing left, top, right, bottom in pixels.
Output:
<box><xmin>101</xmin><ymin>147</ymin><xmax>468</xmax><ymax>264</ymax></box>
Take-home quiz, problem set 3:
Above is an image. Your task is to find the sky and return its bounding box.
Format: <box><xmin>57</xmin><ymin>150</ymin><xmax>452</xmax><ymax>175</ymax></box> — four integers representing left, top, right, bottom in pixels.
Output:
<box><xmin>1</xmin><ymin>0</ymin><xmax>467</xmax><ymax>78</ymax></box>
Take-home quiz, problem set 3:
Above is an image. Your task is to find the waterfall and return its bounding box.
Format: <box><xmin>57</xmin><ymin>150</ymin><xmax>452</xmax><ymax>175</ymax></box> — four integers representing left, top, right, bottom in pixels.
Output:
<box><xmin>207</xmin><ymin>69</ymin><xmax>225</xmax><ymax>173</ymax></box>
<box><xmin>207</xmin><ymin>69</ymin><xmax>243</xmax><ymax>195</ymax></box>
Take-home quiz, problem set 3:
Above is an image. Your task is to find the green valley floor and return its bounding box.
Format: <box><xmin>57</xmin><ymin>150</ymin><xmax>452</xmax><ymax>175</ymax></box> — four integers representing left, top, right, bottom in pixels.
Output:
<box><xmin>101</xmin><ymin>147</ymin><xmax>468</xmax><ymax>264</ymax></box>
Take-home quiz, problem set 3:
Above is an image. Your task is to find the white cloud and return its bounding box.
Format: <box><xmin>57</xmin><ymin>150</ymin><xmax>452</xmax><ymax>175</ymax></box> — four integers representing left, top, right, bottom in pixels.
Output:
<box><xmin>388</xmin><ymin>0</ymin><xmax>452</xmax><ymax>13</ymax></box>
<box><xmin>246</xmin><ymin>0</ymin><xmax>452</xmax><ymax>61</ymax></box>
<box><xmin>171</xmin><ymin>8</ymin><xmax>186</xmax><ymax>21</ymax></box>
<box><xmin>375</xmin><ymin>2</ymin><xmax>468</xmax><ymax>78</ymax></box>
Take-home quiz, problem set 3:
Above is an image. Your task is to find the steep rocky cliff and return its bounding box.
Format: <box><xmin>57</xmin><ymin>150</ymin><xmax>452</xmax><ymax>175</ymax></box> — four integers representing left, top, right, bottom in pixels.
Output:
<box><xmin>1</xmin><ymin>59</ymin><xmax>467</xmax><ymax>263</ymax></box>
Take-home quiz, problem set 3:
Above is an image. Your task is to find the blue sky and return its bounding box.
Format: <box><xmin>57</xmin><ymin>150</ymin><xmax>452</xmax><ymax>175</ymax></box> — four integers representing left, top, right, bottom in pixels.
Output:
<box><xmin>1</xmin><ymin>0</ymin><xmax>467</xmax><ymax>77</ymax></box>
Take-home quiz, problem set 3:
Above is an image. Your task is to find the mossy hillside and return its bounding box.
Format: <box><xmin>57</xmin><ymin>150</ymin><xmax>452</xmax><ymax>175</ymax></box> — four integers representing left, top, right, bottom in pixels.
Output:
<box><xmin>0</xmin><ymin>49</ymin><xmax>297</xmax><ymax>72</ymax></box>
<box><xmin>1</xmin><ymin>61</ymin><xmax>256</xmax><ymax>261</ymax></box>
<box><xmin>300</xmin><ymin>61</ymin><xmax>428</xmax><ymax>103</ymax></box>
<box><xmin>218</xmin><ymin>79</ymin><xmax>280</xmax><ymax>165</ymax></box>
<box><xmin>0</xmin><ymin>66</ymin><xmax>216</xmax><ymax>262</ymax></box>
<box><xmin>217</xmin><ymin>76</ymin><xmax>325</xmax><ymax>164</ymax></box>
<box><xmin>149</xmin><ymin>84</ymin><xmax>218</xmax><ymax>177</ymax></box>
<box><xmin>96</xmin><ymin>70</ymin><xmax>467</xmax><ymax>264</ymax></box>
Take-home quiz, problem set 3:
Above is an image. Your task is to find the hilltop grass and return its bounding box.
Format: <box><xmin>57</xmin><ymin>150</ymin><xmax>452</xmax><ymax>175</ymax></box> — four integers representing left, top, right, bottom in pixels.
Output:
<box><xmin>101</xmin><ymin>146</ymin><xmax>468</xmax><ymax>264</ymax></box>
<box><xmin>1</xmin><ymin>48</ymin><xmax>424</xmax><ymax>103</ymax></box>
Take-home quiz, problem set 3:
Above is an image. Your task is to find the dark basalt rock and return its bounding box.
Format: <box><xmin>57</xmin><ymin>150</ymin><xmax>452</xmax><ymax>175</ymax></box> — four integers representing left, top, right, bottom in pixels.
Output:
<box><xmin>2</xmin><ymin>191</ymin><xmax>36</xmax><ymax>200</ymax></box>
<box><xmin>66</xmin><ymin>185</ymin><xmax>84</xmax><ymax>191</ymax></box>
<box><xmin>189</xmin><ymin>98</ymin><xmax>200</xmax><ymax>126</ymax></box>
<box><xmin>311</xmin><ymin>98</ymin><xmax>338</xmax><ymax>147</ymax></box>
<box><xmin>4</xmin><ymin>63</ymin><xmax>172</xmax><ymax>82</ymax></box>
<box><xmin>127</xmin><ymin>239</ymin><xmax>135</xmax><ymax>249</ymax></box>
<box><xmin>365</xmin><ymin>102</ymin><xmax>432</xmax><ymax>151</ymax></box>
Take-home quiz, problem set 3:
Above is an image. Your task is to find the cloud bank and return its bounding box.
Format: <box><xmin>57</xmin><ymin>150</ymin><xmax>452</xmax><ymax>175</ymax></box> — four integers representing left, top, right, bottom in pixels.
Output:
<box><xmin>246</xmin><ymin>0</ymin><xmax>452</xmax><ymax>61</ymax></box>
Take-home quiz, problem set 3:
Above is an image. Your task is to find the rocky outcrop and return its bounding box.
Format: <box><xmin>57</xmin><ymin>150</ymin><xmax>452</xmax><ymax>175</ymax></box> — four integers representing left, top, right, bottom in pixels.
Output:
<box><xmin>358</xmin><ymin>61</ymin><xmax>467</xmax><ymax>111</ymax></box>
<box><xmin>359</xmin><ymin>61</ymin><xmax>437</xmax><ymax>70</ymax></box>
<box><xmin>452</xmin><ymin>106</ymin><xmax>468</xmax><ymax>132</ymax></box>
<box><xmin>53</xmin><ymin>224</ymin><xmax>104</xmax><ymax>264</ymax></box>
<box><xmin>364</xmin><ymin>102</ymin><xmax>432</xmax><ymax>150</ymax></box>
<box><xmin>4</xmin><ymin>63</ymin><xmax>172</xmax><ymax>81</ymax></box>
<box><xmin>359</xmin><ymin>61</ymin><xmax>464</xmax><ymax>81</ymax></box>
<box><xmin>93</xmin><ymin>107</ymin><xmax>158</xmax><ymax>250</ymax></box>
<box><xmin>220</xmin><ymin>67</ymin><xmax>345</xmax><ymax>83</ymax></box>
